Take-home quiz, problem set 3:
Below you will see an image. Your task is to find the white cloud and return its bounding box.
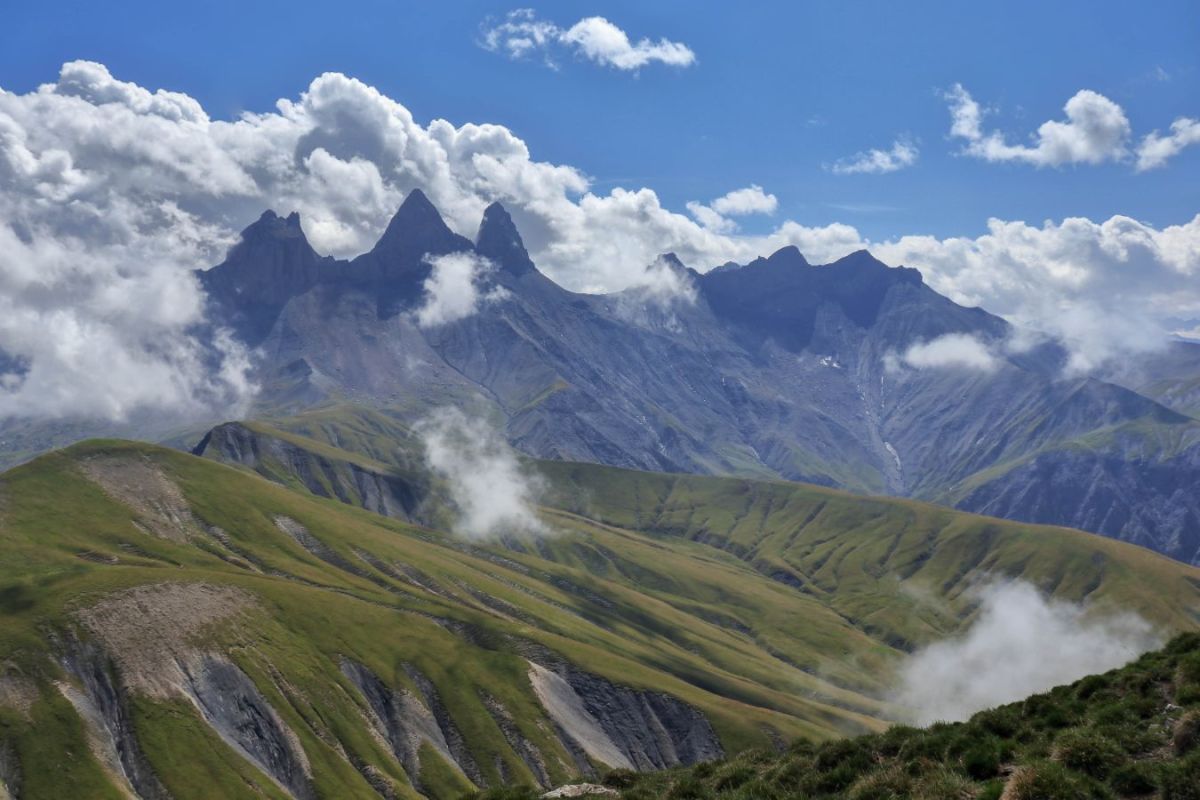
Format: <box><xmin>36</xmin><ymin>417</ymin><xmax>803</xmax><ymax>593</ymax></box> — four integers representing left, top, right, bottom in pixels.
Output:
<box><xmin>893</xmin><ymin>333</ymin><xmax>1000</xmax><ymax>372</ymax></box>
<box><xmin>481</xmin><ymin>9</ymin><xmax>696</xmax><ymax>72</ymax></box>
<box><xmin>687</xmin><ymin>184</ymin><xmax>777</xmax><ymax>233</ymax></box>
<box><xmin>413</xmin><ymin>253</ymin><xmax>508</xmax><ymax>328</ymax></box>
<box><xmin>829</xmin><ymin>138</ymin><xmax>919</xmax><ymax>175</ymax></box>
<box><xmin>416</xmin><ymin>406</ymin><xmax>546</xmax><ymax>540</ymax></box>
<box><xmin>2</xmin><ymin>58</ymin><xmax>1199</xmax><ymax>421</ymax></box>
<box><xmin>945</xmin><ymin>84</ymin><xmax>1131</xmax><ymax>167</ymax></box>
<box><xmin>893</xmin><ymin>580</ymin><xmax>1160</xmax><ymax>725</ymax></box>
<box><xmin>1137</xmin><ymin>117</ymin><xmax>1200</xmax><ymax>171</ymax></box>
<box><xmin>873</xmin><ymin>215</ymin><xmax>1200</xmax><ymax>373</ymax></box>
<box><xmin>613</xmin><ymin>255</ymin><xmax>699</xmax><ymax>332</ymax></box>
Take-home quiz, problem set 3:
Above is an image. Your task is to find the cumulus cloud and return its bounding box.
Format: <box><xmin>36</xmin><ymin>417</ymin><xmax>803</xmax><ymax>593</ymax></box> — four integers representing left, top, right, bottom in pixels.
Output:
<box><xmin>829</xmin><ymin>138</ymin><xmax>919</xmax><ymax>175</ymax></box>
<box><xmin>0</xmin><ymin>63</ymin><xmax>256</xmax><ymax>421</ymax></box>
<box><xmin>2</xmin><ymin>58</ymin><xmax>1199</xmax><ymax>414</ymax></box>
<box><xmin>416</xmin><ymin>407</ymin><xmax>547</xmax><ymax>540</ymax></box>
<box><xmin>1137</xmin><ymin>117</ymin><xmax>1200</xmax><ymax>171</ymax></box>
<box><xmin>687</xmin><ymin>185</ymin><xmax>777</xmax><ymax>233</ymax></box>
<box><xmin>891</xmin><ymin>333</ymin><xmax>1000</xmax><ymax>373</ymax></box>
<box><xmin>893</xmin><ymin>580</ymin><xmax>1160</xmax><ymax>724</ymax></box>
<box><xmin>413</xmin><ymin>253</ymin><xmax>508</xmax><ymax>328</ymax></box>
<box><xmin>945</xmin><ymin>84</ymin><xmax>1131</xmax><ymax>167</ymax></box>
<box><xmin>480</xmin><ymin>9</ymin><xmax>696</xmax><ymax>71</ymax></box>
<box><xmin>873</xmin><ymin>214</ymin><xmax>1200</xmax><ymax>373</ymax></box>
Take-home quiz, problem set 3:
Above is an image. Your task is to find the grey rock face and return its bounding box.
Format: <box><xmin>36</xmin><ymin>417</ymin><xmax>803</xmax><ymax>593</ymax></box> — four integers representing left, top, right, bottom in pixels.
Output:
<box><xmin>57</xmin><ymin>635</ymin><xmax>172</xmax><ymax>800</ymax></box>
<box><xmin>339</xmin><ymin>659</ymin><xmax>474</xmax><ymax>792</ymax></box>
<box><xmin>179</xmin><ymin>655</ymin><xmax>315</xmax><ymax>800</ymax></box>
<box><xmin>194</xmin><ymin>422</ymin><xmax>428</xmax><ymax>523</ymax></box>
<box><xmin>196</xmin><ymin>191</ymin><xmax>1200</xmax><ymax>563</ymax></box>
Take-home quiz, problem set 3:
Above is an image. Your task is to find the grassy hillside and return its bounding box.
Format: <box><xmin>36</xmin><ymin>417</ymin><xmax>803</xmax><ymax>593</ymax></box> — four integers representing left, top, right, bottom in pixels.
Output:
<box><xmin>2</xmin><ymin>430</ymin><xmax>1198</xmax><ymax>798</ymax></box>
<box><xmin>473</xmin><ymin>632</ymin><xmax>1200</xmax><ymax>799</ymax></box>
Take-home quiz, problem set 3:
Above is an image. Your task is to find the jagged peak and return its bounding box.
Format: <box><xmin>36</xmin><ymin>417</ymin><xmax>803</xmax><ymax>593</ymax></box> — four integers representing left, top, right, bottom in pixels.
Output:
<box><xmin>475</xmin><ymin>201</ymin><xmax>536</xmax><ymax>275</ymax></box>
<box><xmin>235</xmin><ymin>209</ymin><xmax>309</xmax><ymax>246</ymax></box>
<box><xmin>372</xmin><ymin>188</ymin><xmax>465</xmax><ymax>258</ymax></box>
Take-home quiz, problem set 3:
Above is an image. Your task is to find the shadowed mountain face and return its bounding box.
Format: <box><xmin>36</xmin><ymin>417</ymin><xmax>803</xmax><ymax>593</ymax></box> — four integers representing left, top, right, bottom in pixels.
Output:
<box><xmin>198</xmin><ymin>190</ymin><xmax>1200</xmax><ymax>563</ymax></box>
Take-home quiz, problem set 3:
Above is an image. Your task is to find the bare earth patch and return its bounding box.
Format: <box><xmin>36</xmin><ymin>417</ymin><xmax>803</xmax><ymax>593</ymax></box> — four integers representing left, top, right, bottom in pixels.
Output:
<box><xmin>78</xmin><ymin>454</ymin><xmax>201</xmax><ymax>542</ymax></box>
<box><xmin>0</xmin><ymin>671</ymin><xmax>37</xmax><ymax>718</ymax></box>
<box><xmin>75</xmin><ymin>582</ymin><xmax>255</xmax><ymax>697</ymax></box>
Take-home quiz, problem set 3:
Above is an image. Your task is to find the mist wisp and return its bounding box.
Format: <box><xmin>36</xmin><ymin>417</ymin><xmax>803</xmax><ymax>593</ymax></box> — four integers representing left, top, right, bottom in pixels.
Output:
<box><xmin>893</xmin><ymin>579</ymin><xmax>1161</xmax><ymax>725</ymax></box>
<box><xmin>416</xmin><ymin>407</ymin><xmax>547</xmax><ymax>540</ymax></box>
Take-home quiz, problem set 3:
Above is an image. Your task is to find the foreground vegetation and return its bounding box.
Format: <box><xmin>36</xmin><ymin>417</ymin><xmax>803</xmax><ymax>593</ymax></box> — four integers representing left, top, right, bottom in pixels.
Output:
<box><xmin>471</xmin><ymin>633</ymin><xmax>1200</xmax><ymax>799</ymax></box>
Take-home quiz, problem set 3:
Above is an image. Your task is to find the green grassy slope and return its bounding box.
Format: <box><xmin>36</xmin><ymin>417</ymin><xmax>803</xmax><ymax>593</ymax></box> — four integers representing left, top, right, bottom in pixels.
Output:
<box><xmin>0</xmin><ymin>440</ymin><xmax>900</xmax><ymax>799</ymax></box>
<box><xmin>4</xmin><ymin>430</ymin><xmax>1199</xmax><ymax>798</ymax></box>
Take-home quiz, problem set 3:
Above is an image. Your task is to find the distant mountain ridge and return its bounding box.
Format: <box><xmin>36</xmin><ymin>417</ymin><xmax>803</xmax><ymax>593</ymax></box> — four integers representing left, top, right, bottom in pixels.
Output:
<box><xmin>48</xmin><ymin>189</ymin><xmax>1185</xmax><ymax>566</ymax></box>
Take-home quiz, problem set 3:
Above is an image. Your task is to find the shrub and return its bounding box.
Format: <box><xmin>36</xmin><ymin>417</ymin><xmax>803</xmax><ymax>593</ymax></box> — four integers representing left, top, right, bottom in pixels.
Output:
<box><xmin>1107</xmin><ymin>762</ymin><xmax>1157</xmax><ymax>796</ymax></box>
<box><xmin>1160</xmin><ymin>751</ymin><xmax>1200</xmax><ymax>800</ymax></box>
<box><xmin>1175</xmin><ymin>710</ymin><xmax>1200</xmax><ymax>756</ymax></box>
<box><xmin>1052</xmin><ymin>728</ymin><xmax>1127</xmax><ymax>779</ymax></box>
<box><xmin>666</xmin><ymin>775</ymin><xmax>712</xmax><ymax>800</ymax></box>
<box><xmin>712</xmin><ymin>764</ymin><xmax>755</xmax><ymax>792</ymax></box>
<box><xmin>1075</xmin><ymin>674</ymin><xmax>1109</xmax><ymax>701</ymax></box>
<box><xmin>846</xmin><ymin>765</ymin><xmax>912</xmax><ymax>800</ymax></box>
<box><xmin>1000</xmin><ymin>761</ymin><xmax>1111</xmax><ymax>800</ymax></box>
<box><xmin>910</xmin><ymin>767</ymin><xmax>980</xmax><ymax>800</ymax></box>
<box><xmin>601</xmin><ymin>768</ymin><xmax>639</xmax><ymax>789</ymax></box>
<box><xmin>961</xmin><ymin>738</ymin><xmax>1004</xmax><ymax>780</ymax></box>
<box><xmin>1176</xmin><ymin>653</ymin><xmax>1200</xmax><ymax>705</ymax></box>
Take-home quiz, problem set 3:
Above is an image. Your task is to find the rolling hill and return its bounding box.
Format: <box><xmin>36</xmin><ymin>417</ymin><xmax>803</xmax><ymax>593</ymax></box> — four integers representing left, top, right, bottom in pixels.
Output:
<box><xmin>0</xmin><ymin>430</ymin><xmax>1198</xmax><ymax>797</ymax></box>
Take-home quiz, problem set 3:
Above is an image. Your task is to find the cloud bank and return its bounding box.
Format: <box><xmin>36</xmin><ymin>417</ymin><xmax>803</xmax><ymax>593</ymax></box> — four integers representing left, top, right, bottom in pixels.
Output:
<box><xmin>416</xmin><ymin>407</ymin><xmax>546</xmax><ymax>540</ymax></box>
<box><xmin>893</xmin><ymin>580</ymin><xmax>1160</xmax><ymax>725</ymax></box>
<box><xmin>829</xmin><ymin>138</ymin><xmax>919</xmax><ymax>175</ymax></box>
<box><xmin>414</xmin><ymin>253</ymin><xmax>508</xmax><ymax>328</ymax></box>
<box><xmin>480</xmin><ymin>9</ymin><xmax>696</xmax><ymax>71</ymax></box>
<box><xmin>2</xmin><ymin>61</ymin><xmax>1199</xmax><ymax>422</ymax></box>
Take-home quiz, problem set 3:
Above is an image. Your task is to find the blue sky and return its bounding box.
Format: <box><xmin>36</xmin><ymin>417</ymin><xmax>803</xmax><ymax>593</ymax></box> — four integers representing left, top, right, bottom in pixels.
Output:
<box><xmin>2</xmin><ymin>0</ymin><xmax>1197</xmax><ymax>243</ymax></box>
<box><xmin>0</xmin><ymin>1</ymin><xmax>1198</xmax><ymax>419</ymax></box>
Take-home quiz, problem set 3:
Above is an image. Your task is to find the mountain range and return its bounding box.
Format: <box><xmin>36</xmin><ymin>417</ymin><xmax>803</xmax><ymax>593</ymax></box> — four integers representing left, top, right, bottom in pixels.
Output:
<box><xmin>193</xmin><ymin>189</ymin><xmax>1200</xmax><ymax>564</ymax></box>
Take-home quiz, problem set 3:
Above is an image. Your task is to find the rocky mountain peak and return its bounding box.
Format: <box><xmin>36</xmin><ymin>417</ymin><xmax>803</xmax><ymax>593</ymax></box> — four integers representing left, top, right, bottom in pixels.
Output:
<box><xmin>475</xmin><ymin>201</ymin><xmax>536</xmax><ymax>276</ymax></box>
<box><xmin>372</xmin><ymin>188</ymin><xmax>470</xmax><ymax>261</ymax></box>
<box><xmin>765</xmin><ymin>245</ymin><xmax>808</xmax><ymax>267</ymax></box>
<box><xmin>242</xmin><ymin>209</ymin><xmax>308</xmax><ymax>242</ymax></box>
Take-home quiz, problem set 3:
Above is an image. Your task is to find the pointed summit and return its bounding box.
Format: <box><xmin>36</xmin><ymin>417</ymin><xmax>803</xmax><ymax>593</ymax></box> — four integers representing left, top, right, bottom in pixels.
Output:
<box><xmin>372</xmin><ymin>189</ymin><xmax>470</xmax><ymax>261</ymax></box>
<box><xmin>475</xmin><ymin>202</ymin><xmax>536</xmax><ymax>276</ymax></box>
<box><xmin>765</xmin><ymin>245</ymin><xmax>809</xmax><ymax>267</ymax></box>
<box><xmin>201</xmin><ymin>209</ymin><xmax>329</xmax><ymax>345</ymax></box>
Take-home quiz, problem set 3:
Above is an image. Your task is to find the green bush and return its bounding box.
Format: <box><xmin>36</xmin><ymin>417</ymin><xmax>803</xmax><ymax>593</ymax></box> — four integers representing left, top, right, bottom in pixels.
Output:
<box><xmin>1160</xmin><ymin>750</ymin><xmax>1200</xmax><ymax>800</ymax></box>
<box><xmin>910</xmin><ymin>767</ymin><xmax>980</xmax><ymax>800</ymax></box>
<box><xmin>1052</xmin><ymin>728</ymin><xmax>1126</xmax><ymax>778</ymax></box>
<box><xmin>1001</xmin><ymin>761</ymin><xmax>1111</xmax><ymax>800</ymax></box>
<box><xmin>1175</xmin><ymin>710</ymin><xmax>1200</xmax><ymax>756</ymax></box>
<box><xmin>960</xmin><ymin>738</ymin><xmax>1003</xmax><ymax>780</ymax></box>
<box><xmin>601</xmin><ymin>768</ymin><xmax>639</xmax><ymax>788</ymax></box>
<box><xmin>846</xmin><ymin>765</ymin><xmax>911</xmax><ymax>800</ymax></box>
<box><xmin>1107</xmin><ymin>762</ymin><xmax>1157</xmax><ymax>796</ymax></box>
